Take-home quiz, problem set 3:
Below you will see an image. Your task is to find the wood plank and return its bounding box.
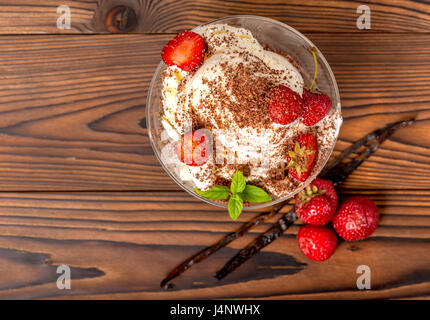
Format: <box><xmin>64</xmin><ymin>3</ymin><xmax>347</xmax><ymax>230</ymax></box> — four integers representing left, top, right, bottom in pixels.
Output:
<box><xmin>1</xmin><ymin>0</ymin><xmax>430</xmax><ymax>34</ymax></box>
<box><xmin>0</xmin><ymin>33</ymin><xmax>429</xmax><ymax>191</ymax></box>
<box><xmin>0</xmin><ymin>190</ymin><xmax>427</xmax><ymax>299</ymax></box>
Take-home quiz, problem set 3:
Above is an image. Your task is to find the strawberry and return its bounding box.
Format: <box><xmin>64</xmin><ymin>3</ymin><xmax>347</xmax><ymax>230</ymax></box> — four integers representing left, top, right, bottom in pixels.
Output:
<box><xmin>302</xmin><ymin>88</ymin><xmax>332</xmax><ymax>126</ymax></box>
<box><xmin>333</xmin><ymin>196</ymin><xmax>379</xmax><ymax>241</ymax></box>
<box><xmin>267</xmin><ymin>85</ymin><xmax>302</xmax><ymax>125</ymax></box>
<box><xmin>297</xmin><ymin>225</ymin><xmax>338</xmax><ymax>261</ymax></box>
<box><xmin>296</xmin><ymin>196</ymin><xmax>333</xmax><ymax>226</ymax></box>
<box><xmin>286</xmin><ymin>133</ymin><xmax>318</xmax><ymax>182</ymax></box>
<box><xmin>175</xmin><ymin>129</ymin><xmax>212</xmax><ymax>166</ymax></box>
<box><xmin>161</xmin><ymin>31</ymin><xmax>206</xmax><ymax>72</ymax></box>
<box><xmin>310</xmin><ymin>178</ymin><xmax>338</xmax><ymax>209</ymax></box>
<box><xmin>295</xmin><ymin>178</ymin><xmax>338</xmax><ymax>225</ymax></box>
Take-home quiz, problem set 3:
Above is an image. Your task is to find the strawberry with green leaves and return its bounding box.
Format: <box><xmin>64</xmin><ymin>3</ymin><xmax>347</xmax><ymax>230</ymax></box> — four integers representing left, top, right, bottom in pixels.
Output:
<box><xmin>295</xmin><ymin>178</ymin><xmax>338</xmax><ymax>226</ymax></box>
<box><xmin>286</xmin><ymin>133</ymin><xmax>318</xmax><ymax>182</ymax></box>
<box><xmin>195</xmin><ymin>171</ymin><xmax>272</xmax><ymax>220</ymax></box>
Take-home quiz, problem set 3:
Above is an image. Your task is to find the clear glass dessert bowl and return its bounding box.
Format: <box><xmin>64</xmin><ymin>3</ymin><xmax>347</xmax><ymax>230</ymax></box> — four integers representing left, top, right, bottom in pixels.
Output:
<box><xmin>146</xmin><ymin>15</ymin><xmax>342</xmax><ymax>210</ymax></box>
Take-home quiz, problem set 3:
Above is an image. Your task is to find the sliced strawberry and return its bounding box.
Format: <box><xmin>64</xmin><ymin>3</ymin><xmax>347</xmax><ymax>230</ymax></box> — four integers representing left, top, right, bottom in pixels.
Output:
<box><xmin>175</xmin><ymin>129</ymin><xmax>212</xmax><ymax>166</ymax></box>
<box><xmin>161</xmin><ymin>31</ymin><xmax>206</xmax><ymax>72</ymax></box>
<box><xmin>267</xmin><ymin>85</ymin><xmax>302</xmax><ymax>125</ymax></box>
<box><xmin>286</xmin><ymin>133</ymin><xmax>318</xmax><ymax>182</ymax></box>
<box><xmin>302</xmin><ymin>88</ymin><xmax>332</xmax><ymax>126</ymax></box>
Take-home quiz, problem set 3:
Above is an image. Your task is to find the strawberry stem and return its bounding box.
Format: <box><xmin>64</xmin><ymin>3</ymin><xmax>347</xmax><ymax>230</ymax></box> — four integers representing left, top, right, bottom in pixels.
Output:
<box><xmin>310</xmin><ymin>47</ymin><xmax>318</xmax><ymax>92</ymax></box>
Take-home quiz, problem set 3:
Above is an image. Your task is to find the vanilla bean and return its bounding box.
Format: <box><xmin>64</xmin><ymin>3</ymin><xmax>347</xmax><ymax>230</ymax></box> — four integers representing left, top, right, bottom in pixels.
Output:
<box><xmin>215</xmin><ymin>118</ymin><xmax>414</xmax><ymax>280</ymax></box>
<box><xmin>215</xmin><ymin>210</ymin><xmax>297</xmax><ymax>280</ymax></box>
<box><xmin>160</xmin><ymin>202</ymin><xmax>286</xmax><ymax>288</ymax></box>
<box><xmin>321</xmin><ymin>118</ymin><xmax>415</xmax><ymax>186</ymax></box>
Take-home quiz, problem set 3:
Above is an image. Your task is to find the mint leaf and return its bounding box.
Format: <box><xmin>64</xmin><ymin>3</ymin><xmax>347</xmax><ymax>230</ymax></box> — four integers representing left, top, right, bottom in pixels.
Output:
<box><xmin>240</xmin><ymin>185</ymin><xmax>272</xmax><ymax>203</ymax></box>
<box><xmin>228</xmin><ymin>194</ymin><xmax>243</xmax><ymax>220</ymax></box>
<box><xmin>230</xmin><ymin>170</ymin><xmax>246</xmax><ymax>194</ymax></box>
<box><xmin>194</xmin><ymin>185</ymin><xmax>230</xmax><ymax>200</ymax></box>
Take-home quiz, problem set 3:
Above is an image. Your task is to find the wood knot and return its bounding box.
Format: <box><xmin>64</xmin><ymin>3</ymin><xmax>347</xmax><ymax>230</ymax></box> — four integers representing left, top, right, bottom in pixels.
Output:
<box><xmin>105</xmin><ymin>5</ymin><xmax>137</xmax><ymax>32</ymax></box>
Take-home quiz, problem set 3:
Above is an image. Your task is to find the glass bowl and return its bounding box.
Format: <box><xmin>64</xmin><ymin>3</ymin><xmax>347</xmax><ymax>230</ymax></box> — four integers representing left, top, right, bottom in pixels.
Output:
<box><xmin>146</xmin><ymin>15</ymin><xmax>342</xmax><ymax>210</ymax></box>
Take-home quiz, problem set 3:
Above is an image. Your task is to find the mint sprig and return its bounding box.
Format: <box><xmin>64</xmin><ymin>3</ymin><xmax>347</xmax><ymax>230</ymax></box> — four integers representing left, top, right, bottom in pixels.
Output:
<box><xmin>228</xmin><ymin>194</ymin><xmax>243</xmax><ymax>220</ymax></box>
<box><xmin>194</xmin><ymin>184</ymin><xmax>229</xmax><ymax>200</ymax></box>
<box><xmin>230</xmin><ymin>170</ymin><xmax>246</xmax><ymax>194</ymax></box>
<box><xmin>194</xmin><ymin>170</ymin><xmax>272</xmax><ymax>221</ymax></box>
<box><xmin>239</xmin><ymin>184</ymin><xmax>272</xmax><ymax>203</ymax></box>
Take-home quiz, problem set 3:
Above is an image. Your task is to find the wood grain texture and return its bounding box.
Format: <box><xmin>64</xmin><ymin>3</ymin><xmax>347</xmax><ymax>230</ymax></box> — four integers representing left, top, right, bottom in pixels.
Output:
<box><xmin>1</xmin><ymin>0</ymin><xmax>430</xmax><ymax>300</ymax></box>
<box><xmin>0</xmin><ymin>33</ymin><xmax>428</xmax><ymax>191</ymax></box>
<box><xmin>0</xmin><ymin>190</ymin><xmax>427</xmax><ymax>299</ymax></box>
<box><xmin>1</xmin><ymin>0</ymin><xmax>430</xmax><ymax>34</ymax></box>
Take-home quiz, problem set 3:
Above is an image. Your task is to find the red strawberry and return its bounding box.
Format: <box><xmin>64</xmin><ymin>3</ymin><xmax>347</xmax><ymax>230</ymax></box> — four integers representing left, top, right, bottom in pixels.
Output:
<box><xmin>267</xmin><ymin>85</ymin><xmax>302</xmax><ymax>125</ymax></box>
<box><xmin>333</xmin><ymin>196</ymin><xmax>379</xmax><ymax>241</ymax></box>
<box><xmin>310</xmin><ymin>178</ymin><xmax>338</xmax><ymax>209</ymax></box>
<box><xmin>286</xmin><ymin>133</ymin><xmax>318</xmax><ymax>182</ymax></box>
<box><xmin>302</xmin><ymin>88</ymin><xmax>332</xmax><ymax>126</ymax></box>
<box><xmin>297</xmin><ymin>225</ymin><xmax>338</xmax><ymax>261</ymax></box>
<box><xmin>295</xmin><ymin>179</ymin><xmax>337</xmax><ymax>225</ymax></box>
<box><xmin>161</xmin><ymin>31</ymin><xmax>206</xmax><ymax>72</ymax></box>
<box><xmin>296</xmin><ymin>196</ymin><xmax>333</xmax><ymax>226</ymax></box>
<box><xmin>175</xmin><ymin>129</ymin><xmax>212</xmax><ymax>166</ymax></box>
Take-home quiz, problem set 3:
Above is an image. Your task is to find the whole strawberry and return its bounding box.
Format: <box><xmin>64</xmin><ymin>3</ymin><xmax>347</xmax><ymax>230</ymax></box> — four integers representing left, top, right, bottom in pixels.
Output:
<box><xmin>302</xmin><ymin>88</ymin><xmax>332</xmax><ymax>126</ymax></box>
<box><xmin>333</xmin><ymin>196</ymin><xmax>379</xmax><ymax>241</ymax></box>
<box><xmin>311</xmin><ymin>178</ymin><xmax>338</xmax><ymax>209</ymax></box>
<box><xmin>267</xmin><ymin>85</ymin><xmax>302</xmax><ymax>125</ymax></box>
<box><xmin>295</xmin><ymin>178</ymin><xmax>337</xmax><ymax>225</ymax></box>
<box><xmin>175</xmin><ymin>129</ymin><xmax>212</xmax><ymax>166</ymax></box>
<box><xmin>161</xmin><ymin>31</ymin><xmax>206</xmax><ymax>72</ymax></box>
<box><xmin>297</xmin><ymin>225</ymin><xmax>338</xmax><ymax>261</ymax></box>
<box><xmin>286</xmin><ymin>133</ymin><xmax>318</xmax><ymax>182</ymax></box>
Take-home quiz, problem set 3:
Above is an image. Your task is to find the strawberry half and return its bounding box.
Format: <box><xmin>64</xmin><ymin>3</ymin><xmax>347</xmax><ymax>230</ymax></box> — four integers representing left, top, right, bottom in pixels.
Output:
<box><xmin>161</xmin><ymin>31</ymin><xmax>206</xmax><ymax>72</ymax></box>
<box><xmin>175</xmin><ymin>129</ymin><xmax>212</xmax><ymax>166</ymax></box>
<box><xmin>267</xmin><ymin>85</ymin><xmax>302</xmax><ymax>125</ymax></box>
<box><xmin>302</xmin><ymin>88</ymin><xmax>332</xmax><ymax>126</ymax></box>
<box><xmin>286</xmin><ymin>133</ymin><xmax>318</xmax><ymax>182</ymax></box>
<box><xmin>295</xmin><ymin>178</ymin><xmax>338</xmax><ymax>226</ymax></box>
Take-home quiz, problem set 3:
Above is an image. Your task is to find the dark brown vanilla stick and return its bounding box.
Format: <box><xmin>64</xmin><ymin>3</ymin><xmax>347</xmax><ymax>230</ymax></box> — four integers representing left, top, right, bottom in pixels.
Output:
<box><xmin>320</xmin><ymin>118</ymin><xmax>415</xmax><ymax>186</ymax></box>
<box><xmin>215</xmin><ymin>118</ymin><xmax>414</xmax><ymax>280</ymax></box>
<box><xmin>160</xmin><ymin>201</ymin><xmax>287</xmax><ymax>288</ymax></box>
<box><xmin>215</xmin><ymin>210</ymin><xmax>298</xmax><ymax>280</ymax></box>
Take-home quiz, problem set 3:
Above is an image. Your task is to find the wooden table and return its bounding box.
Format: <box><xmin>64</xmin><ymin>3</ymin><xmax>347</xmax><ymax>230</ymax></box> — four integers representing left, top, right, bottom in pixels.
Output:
<box><xmin>0</xmin><ymin>0</ymin><xmax>429</xmax><ymax>299</ymax></box>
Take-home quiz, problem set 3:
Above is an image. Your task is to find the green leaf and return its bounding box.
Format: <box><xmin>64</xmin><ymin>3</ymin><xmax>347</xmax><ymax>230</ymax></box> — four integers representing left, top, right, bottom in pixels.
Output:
<box><xmin>230</xmin><ymin>170</ymin><xmax>246</xmax><ymax>194</ymax></box>
<box><xmin>239</xmin><ymin>185</ymin><xmax>272</xmax><ymax>203</ymax></box>
<box><xmin>228</xmin><ymin>194</ymin><xmax>243</xmax><ymax>220</ymax></box>
<box><xmin>194</xmin><ymin>185</ymin><xmax>230</xmax><ymax>200</ymax></box>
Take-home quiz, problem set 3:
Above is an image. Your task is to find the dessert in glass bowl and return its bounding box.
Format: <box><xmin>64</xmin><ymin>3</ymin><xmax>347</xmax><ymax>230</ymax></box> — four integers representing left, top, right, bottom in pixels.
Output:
<box><xmin>147</xmin><ymin>16</ymin><xmax>342</xmax><ymax>219</ymax></box>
